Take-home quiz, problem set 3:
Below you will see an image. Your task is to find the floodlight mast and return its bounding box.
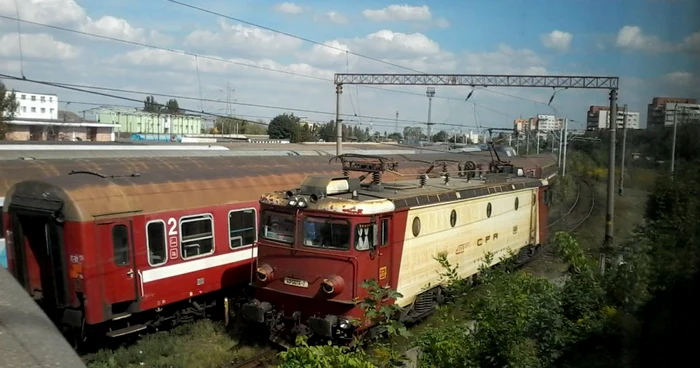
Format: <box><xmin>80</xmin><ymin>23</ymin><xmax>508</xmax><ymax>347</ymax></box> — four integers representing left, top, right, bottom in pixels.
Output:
<box><xmin>333</xmin><ymin>73</ymin><xmax>620</xmax><ymax>275</ymax></box>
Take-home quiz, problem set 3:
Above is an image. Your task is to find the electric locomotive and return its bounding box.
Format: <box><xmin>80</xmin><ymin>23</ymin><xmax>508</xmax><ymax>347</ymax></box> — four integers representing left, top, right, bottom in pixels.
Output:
<box><xmin>243</xmin><ymin>152</ymin><xmax>556</xmax><ymax>344</ymax></box>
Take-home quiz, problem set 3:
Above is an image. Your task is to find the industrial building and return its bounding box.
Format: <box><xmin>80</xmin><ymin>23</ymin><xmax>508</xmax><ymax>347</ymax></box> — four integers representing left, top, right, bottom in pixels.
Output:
<box><xmin>88</xmin><ymin>107</ymin><xmax>207</xmax><ymax>136</ymax></box>
<box><xmin>586</xmin><ymin>105</ymin><xmax>640</xmax><ymax>131</ymax></box>
<box><xmin>5</xmin><ymin>91</ymin><xmax>119</xmax><ymax>141</ymax></box>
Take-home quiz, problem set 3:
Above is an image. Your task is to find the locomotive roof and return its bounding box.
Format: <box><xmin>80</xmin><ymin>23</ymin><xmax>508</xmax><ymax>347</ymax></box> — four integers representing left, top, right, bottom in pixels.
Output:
<box><xmin>260</xmin><ymin>173</ymin><xmax>549</xmax><ymax>215</ymax></box>
<box><xmin>1</xmin><ymin>151</ymin><xmax>556</xmax><ymax>222</ymax></box>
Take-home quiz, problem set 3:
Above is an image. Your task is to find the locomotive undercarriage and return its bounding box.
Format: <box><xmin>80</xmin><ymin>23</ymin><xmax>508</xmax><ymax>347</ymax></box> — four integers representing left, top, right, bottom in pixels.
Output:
<box><xmin>243</xmin><ymin>243</ymin><xmax>543</xmax><ymax>347</ymax></box>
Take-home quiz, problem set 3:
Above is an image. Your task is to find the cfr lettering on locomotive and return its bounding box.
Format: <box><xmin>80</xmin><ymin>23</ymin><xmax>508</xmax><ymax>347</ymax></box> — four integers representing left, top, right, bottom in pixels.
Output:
<box><xmin>476</xmin><ymin>233</ymin><xmax>499</xmax><ymax>246</ymax></box>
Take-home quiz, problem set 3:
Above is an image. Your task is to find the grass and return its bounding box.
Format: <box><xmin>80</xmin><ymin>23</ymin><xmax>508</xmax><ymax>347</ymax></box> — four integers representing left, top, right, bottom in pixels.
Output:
<box><xmin>83</xmin><ymin>320</ymin><xmax>266</xmax><ymax>368</ymax></box>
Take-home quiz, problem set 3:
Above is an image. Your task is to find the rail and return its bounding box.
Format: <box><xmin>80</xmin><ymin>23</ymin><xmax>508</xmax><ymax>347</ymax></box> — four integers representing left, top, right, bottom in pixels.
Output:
<box><xmin>548</xmin><ymin>177</ymin><xmax>595</xmax><ymax>233</ymax></box>
<box><xmin>231</xmin><ymin>350</ymin><xmax>279</xmax><ymax>368</ymax></box>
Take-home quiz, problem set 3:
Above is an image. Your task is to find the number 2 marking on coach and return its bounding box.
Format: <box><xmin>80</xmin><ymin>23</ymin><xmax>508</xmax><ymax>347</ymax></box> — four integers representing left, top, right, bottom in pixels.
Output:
<box><xmin>167</xmin><ymin>218</ymin><xmax>178</xmax><ymax>236</ymax></box>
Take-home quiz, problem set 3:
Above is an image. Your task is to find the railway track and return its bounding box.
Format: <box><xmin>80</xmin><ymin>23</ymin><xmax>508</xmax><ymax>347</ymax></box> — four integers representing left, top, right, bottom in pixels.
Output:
<box><xmin>230</xmin><ymin>350</ymin><xmax>279</xmax><ymax>368</ymax></box>
<box><xmin>548</xmin><ymin>177</ymin><xmax>596</xmax><ymax>233</ymax></box>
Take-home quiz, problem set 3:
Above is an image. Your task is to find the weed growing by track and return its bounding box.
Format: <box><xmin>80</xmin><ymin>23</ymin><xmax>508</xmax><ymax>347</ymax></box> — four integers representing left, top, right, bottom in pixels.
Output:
<box><xmin>83</xmin><ymin>320</ymin><xmax>264</xmax><ymax>368</ymax></box>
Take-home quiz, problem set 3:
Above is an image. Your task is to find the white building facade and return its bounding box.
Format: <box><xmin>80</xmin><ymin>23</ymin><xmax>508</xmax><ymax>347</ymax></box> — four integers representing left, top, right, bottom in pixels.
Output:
<box><xmin>14</xmin><ymin>91</ymin><xmax>59</xmax><ymax>120</ymax></box>
<box><xmin>536</xmin><ymin>114</ymin><xmax>561</xmax><ymax>132</ymax></box>
<box><xmin>663</xmin><ymin>102</ymin><xmax>700</xmax><ymax>127</ymax></box>
<box><xmin>588</xmin><ymin>110</ymin><xmax>641</xmax><ymax>130</ymax></box>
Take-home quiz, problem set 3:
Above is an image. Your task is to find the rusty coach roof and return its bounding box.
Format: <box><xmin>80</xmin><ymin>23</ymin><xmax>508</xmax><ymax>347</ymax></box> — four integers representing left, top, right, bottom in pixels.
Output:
<box><xmin>3</xmin><ymin>154</ymin><xmax>486</xmax><ymax>222</ymax></box>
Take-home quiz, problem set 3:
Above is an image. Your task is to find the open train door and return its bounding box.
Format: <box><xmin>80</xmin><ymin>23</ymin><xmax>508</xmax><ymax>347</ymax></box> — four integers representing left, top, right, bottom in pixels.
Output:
<box><xmin>96</xmin><ymin>220</ymin><xmax>138</xmax><ymax>318</ymax></box>
<box><xmin>377</xmin><ymin>216</ymin><xmax>392</xmax><ymax>289</ymax></box>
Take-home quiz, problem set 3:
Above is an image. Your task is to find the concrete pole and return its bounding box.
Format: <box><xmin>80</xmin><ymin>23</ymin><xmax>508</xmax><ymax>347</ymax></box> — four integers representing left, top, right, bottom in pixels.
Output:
<box><xmin>335</xmin><ymin>84</ymin><xmax>343</xmax><ymax>156</ymax></box>
<box><xmin>558</xmin><ymin>128</ymin><xmax>563</xmax><ymax>168</ymax></box>
<box><xmin>601</xmin><ymin>88</ymin><xmax>618</xmax><ymax>276</ymax></box>
<box><xmin>562</xmin><ymin>118</ymin><xmax>568</xmax><ymax>177</ymax></box>
<box><xmin>670</xmin><ymin>103</ymin><xmax>678</xmax><ymax>176</ymax></box>
<box><xmin>619</xmin><ymin>105</ymin><xmax>628</xmax><ymax>195</ymax></box>
<box><xmin>536</xmin><ymin>132</ymin><xmax>540</xmax><ymax>154</ymax></box>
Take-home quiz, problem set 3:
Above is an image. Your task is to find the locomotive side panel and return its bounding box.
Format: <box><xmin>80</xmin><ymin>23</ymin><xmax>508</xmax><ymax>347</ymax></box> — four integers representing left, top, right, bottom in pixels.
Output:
<box><xmin>394</xmin><ymin>188</ymin><xmax>538</xmax><ymax>307</ymax></box>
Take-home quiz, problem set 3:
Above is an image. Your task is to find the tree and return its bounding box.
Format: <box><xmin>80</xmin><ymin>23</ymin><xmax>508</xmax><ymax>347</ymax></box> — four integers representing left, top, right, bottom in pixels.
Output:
<box><xmin>143</xmin><ymin>95</ymin><xmax>162</xmax><ymax>112</ymax></box>
<box><xmin>165</xmin><ymin>99</ymin><xmax>181</xmax><ymax>114</ymax></box>
<box><xmin>0</xmin><ymin>81</ymin><xmax>19</xmax><ymax>139</ymax></box>
<box><xmin>387</xmin><ymin>132</ymin><xmax>402</xmax><ymax>142</ymax></box>
<box><xmin>268</xmin><ymin>113</ymin><xmax>301</xmax><ymax>141</ymax></box>
<box><xmin>403</xmin><ymin>126</ymin><xmax>422</xmax><ymax>143</ymax></box>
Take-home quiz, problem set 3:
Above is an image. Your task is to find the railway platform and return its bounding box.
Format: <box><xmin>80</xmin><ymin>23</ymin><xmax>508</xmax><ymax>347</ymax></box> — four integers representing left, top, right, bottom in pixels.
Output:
<box><xmin>0</xmin><ymin>268</ymin><xmax>85</xmax><ymax>368</ymax></box>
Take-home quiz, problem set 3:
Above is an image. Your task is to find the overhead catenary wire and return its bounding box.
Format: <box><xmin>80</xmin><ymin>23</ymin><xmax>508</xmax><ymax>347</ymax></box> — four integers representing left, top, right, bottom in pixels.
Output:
<box><xmin>1</xmin><ymin>74</ymin><xmax>513</xmax><ymax>157</ymax></box>
<box><xmin>0</xmin><ymin>73</ymin><xmax>472</xmax><ymax>130</ymax></box>
<box><xmin>0</xmin><ymin>14</ymin><xmax>544</xmax><ymax>122</ymax></box>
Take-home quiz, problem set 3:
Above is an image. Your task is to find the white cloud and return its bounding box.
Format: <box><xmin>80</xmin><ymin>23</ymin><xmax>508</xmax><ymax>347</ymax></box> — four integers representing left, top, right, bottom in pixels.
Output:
<box><xmin>679</xmin><ymin>31</ymin><xmax>700</xmax><ymax>55</ymax></box>
<box><xmin>363</xmin><ymin>5</ymin><xmax>432</xmax><ymax>22</ymax></box>
<box><xmin>318</xmin><ymin>11</ymin><xmax>349</xmax><ymax>25</ymax></box>
<box><xmin>435</xmin><ymin>18</ymin><xmax>450</xmax><ymax>29</ymax></box>
<box><xmin>0</xmin><ymin>32</ymin><xmax>79</xmax><ymax>59</ymax></box>
<box><xmin>540</xmin><ymin>30</ymin><xmax>573</xmax><ymax>52</ymax></box>
<box><xmin>615</xmin><ymin>25</ymin><xmax>673</xmax><ymax>52</ymax></box>
<box><xmin>273</xmin><ymin>2</ymin><xmax>303</xmax><ymax>15</ymax></box>
<box><xmin>0</xmin><ymin>0</ymin><xmax>167</xmax><ymax>45</ymax></box>
<box><xmin>463</xmin><ymin>44</ymin><xmax>547</xmax><ymax>75</ymax></box>
<box><xmin>184</xmin><ymin>19</ymin><xmax>303</xmax><ymax>56</ymax></box>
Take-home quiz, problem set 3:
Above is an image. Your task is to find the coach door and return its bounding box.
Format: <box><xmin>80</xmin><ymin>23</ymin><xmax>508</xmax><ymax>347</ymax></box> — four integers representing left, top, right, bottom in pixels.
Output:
<box><xmin>377</xmin><ymin>216</ymin><xmax>392</xmax><ymax>289</ymax></box>
<box><xmin>97</xmin><ymin>221</ymin><xmax>138</xmax><ymax>311</ymax></box>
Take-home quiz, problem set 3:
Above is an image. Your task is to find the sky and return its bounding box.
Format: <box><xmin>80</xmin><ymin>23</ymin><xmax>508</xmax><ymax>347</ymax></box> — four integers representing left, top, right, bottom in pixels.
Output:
<box><xmin>0</xmin><ymin>0</ymin><xmax>698</xmax><ymax>134</ymax></box>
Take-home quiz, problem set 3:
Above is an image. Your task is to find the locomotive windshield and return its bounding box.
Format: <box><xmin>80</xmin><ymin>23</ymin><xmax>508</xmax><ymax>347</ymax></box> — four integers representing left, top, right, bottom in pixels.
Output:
<box><xmin>302</xmin><ymin>217</ymin><xmax>351</xmax><ymax>250</ymax></box>
<box><xmin>261</xmin><ymin>211</ymin><xmax>295</xmax><ymax>244</ymax></box>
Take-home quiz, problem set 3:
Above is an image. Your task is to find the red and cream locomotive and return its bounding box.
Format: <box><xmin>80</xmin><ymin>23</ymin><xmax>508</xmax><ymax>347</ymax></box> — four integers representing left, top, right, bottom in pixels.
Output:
<box><xmin>243</xmin><ymin>152</ymin><xmax>556</xmax><ymax>344</ymax></box>
<box><xmin>1</xmin><ymin>153</ymin><xmax>483</xmax><ymax>342</ymax></box>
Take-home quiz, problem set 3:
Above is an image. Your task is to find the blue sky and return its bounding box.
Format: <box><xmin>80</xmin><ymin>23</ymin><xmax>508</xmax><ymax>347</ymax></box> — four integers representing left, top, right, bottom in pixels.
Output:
<box><xmin>0</xmin><ymin>0</ymin><xmax>698</xmax><ymax>133</ymax></box>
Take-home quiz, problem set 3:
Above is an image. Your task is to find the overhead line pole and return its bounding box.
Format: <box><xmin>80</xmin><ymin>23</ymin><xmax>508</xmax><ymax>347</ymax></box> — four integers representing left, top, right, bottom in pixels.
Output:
<box><xmin>601</xmin><ymin>89</ymin><xmax>618</xmax><ymax>276</ymax></box>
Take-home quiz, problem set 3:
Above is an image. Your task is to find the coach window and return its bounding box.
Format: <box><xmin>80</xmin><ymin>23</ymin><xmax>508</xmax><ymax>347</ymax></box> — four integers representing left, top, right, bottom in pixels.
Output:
<box><xmin>229</xmin><ymin>209</ymin><xmax>256</xmax><ymax>249</ymax></box>
<box><xmin>146</xmin><ymin>221</ymin><xmax>167</xmax><ymax>266</ymax></box>
<box><xmin>180</xmin><ymin>214</ymin><xmax>214</xmax><ymax>259</ymax></box>
<box><xmin>112</xmin><ymin>225</ymin><xmax>130</xmax><ymax>266</ymax></box>
<box><xmin>381</xmin><ymin>219</ymin><xmax>390</xmax><ymax>247</ymax></box>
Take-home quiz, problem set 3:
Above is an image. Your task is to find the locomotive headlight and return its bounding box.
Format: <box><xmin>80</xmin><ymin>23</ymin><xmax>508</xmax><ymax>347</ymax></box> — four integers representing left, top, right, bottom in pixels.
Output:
<box><xmin>338</xmin><ymin>318</ymin><xmax>351</xmax><ymax>330</ymax></box>
<box><xmin>288</xmin><ymin>197</ymin><xmax>298</xmax><ymax>207</ymax></box>
<box><xmin>321</xmin><ymin>275</ymin><xmax>345</xmax><ymax>295</ymax></box>
<box><xmin>296</xmin><ymin>198</ymin><xmax>308</xmax><ymax>207</ymax></box>
<box><xmin>256</xmin><ymin>264</ymin><xmax>274</xmax><ymax>282</ymax></box>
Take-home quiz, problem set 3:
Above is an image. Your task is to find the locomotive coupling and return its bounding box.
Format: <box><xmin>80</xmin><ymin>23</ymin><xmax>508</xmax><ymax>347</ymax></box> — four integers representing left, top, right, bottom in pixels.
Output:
<box><xmin>242</xmin><ymin>299</ymin><xmax>273</xmax><ymax>323</ymax></box>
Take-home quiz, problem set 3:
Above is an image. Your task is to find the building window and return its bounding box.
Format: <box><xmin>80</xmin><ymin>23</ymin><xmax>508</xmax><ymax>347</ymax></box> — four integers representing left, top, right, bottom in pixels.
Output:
<box><xmin>50</xmin><ymin>108</ymin><xmax>54</xmax><ymax>115</ymax></box>
<box><xmin>228</xmin><ymin>209</ymin><xmax>256</xmax><ymax>249</ymax></box>
<box><xmin>21</xmin><ymin>94</ymin><xmax>25</xmax><ymax>100</ymax></box>
<box><xmin>31</xmin><ymin>107</ymin><xmax>36</xmax><ymax>113</ymax></box>
<box><xmin>22</xmin><ymin>106</ymin><xmax>26</xmax><ymax>112</ymax></box>
<box><xmin>146</xmin><ymin>220</ymin><xmax>167</xmax><ymax>266</ymax></box>
<box><xmin>49</xmin><ymin>97</ymin><xmax>53</xmax><ymax>102</ymax></box>
<box><xmin>180</xmin><ymin>214</ymin><xmax>214</xmax><ymax>259</ymax></box>
<box><xmin>40</xmin><ymin>96</ymin><xmax>45</xmax><ymax>102</ymax></box>
<box><xmin>41</xmin><ymin>108</ymin><xmax>45</xmax><ymax>113</ymax></box>
<box><xmin>31</xmin><ymin>95</ymin><xmax>36</xmax><ymax>101</ymax></box>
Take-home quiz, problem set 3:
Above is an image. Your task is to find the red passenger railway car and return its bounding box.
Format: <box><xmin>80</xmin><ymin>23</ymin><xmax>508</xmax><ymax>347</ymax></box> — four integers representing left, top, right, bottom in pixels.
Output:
<box><xmin>1</xmin><ymin>153</ymin><xmax>486</xmax><ymax>341</ymax></box>
<box><xmin>242</xmin><ymin>154</ymin><xmax>557</xmax><ymax>345</ymax></box>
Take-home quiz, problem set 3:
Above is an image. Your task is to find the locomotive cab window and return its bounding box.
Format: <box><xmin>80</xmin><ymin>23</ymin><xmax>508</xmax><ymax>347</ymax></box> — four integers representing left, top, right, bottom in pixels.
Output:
<box><xmin>229</xmin><ymin>209</ymin><xmax>256</xmax><ymax>249</ymax></box>
<box><xmin>146</xmin><ymin>220</ymin><xmax>167</xmax><ymax>266</ymax></box>
<box><xmin>180</xmin><ymin>214</ymin><xmax>214</xmax><ymax>259</ymax></box>
<box><xmin>355</xmin><ymin>219</ymin><xmax>389</xmax><ymax>251</ymax></box>
<box><xmin>303</xmin><ymin>217</ymin><xmax>350</xmax><ymax>250</ymax></box>
<box><xmin>112</xmin><ymin>225</ymin><xmax>130</xmax><ymax>266</ymax></box>
<box><xmin>261</xmin><ymin>211</ymin><xmax>295</xmax><ymax>244</ymax></box>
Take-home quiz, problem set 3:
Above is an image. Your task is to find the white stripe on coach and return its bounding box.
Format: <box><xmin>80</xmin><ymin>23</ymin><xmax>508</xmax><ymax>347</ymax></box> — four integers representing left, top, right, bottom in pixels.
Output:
<box><xmin>140</xmin><ymin>247</ymin><xmax>258</xmax><ymax>283</ymax></box>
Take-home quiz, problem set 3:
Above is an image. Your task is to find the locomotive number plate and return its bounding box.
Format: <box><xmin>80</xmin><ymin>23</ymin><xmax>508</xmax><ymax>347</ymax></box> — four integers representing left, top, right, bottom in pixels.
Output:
<box><xmin>283</xmin><ymin>277</ymin><xmax>309</xmax><ymax>288</ymax></box>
